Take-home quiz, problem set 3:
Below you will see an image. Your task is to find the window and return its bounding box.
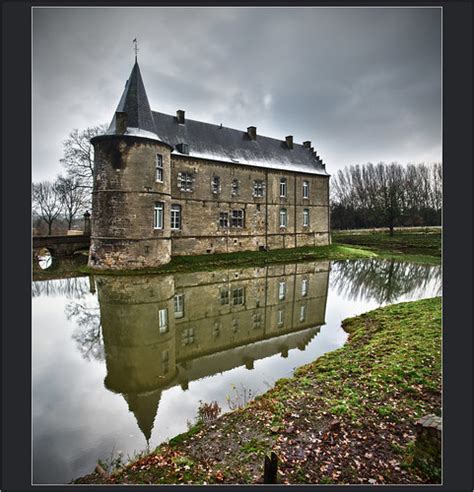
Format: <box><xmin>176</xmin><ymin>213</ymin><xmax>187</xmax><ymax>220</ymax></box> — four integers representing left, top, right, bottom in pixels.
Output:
<box><xmin>231</xmin><ymin>209</ymin><xmax>244</xmax><ymax>228</ymax></box>
<box><xmin>155</xmin><ymin>154</ymin><xmax>163</xmax><ymax>182</ymax></box>
<box><xmin>232</xmin><ymin>287</ymin><xmax>245</xmax><ymax>306</ymax></box>
<box><xmin>303</xmin><ymin>208</ymin><xmax>310</xmax><ymax>227</ymax></box>
<box><xmin>211</xmin><ymin>176</ymin><xmax>221</xmax><ymax>194</ymax></box>
<box><xmin>232</xmin><ymin>318</ymin><xmax>239</xmax><ymax>332</ymax></box>
<box><xmin>278</xmin><ymin>281</ymin><xmax>286</xmax><ymax>300</ymax></box>
<box><xmin>158</xmin><ymin>308</ymin><xmax>168</xmax><ymax>333</ymax></box>
<box><xmin>280</xmin><ymin>208</ymin><xmax>288</xmax><ymax>228</ymax></box>
<box><xmin>253</xmin><ymin>312</ymin><xmax>263</xmax><ymax>329</ymax></box>
<box><xmin>300</xmin><ymin>305</ymin><xmax>306</xmax><ymax>322</ymax></box>
<box><xmin>253</xmin><ymin>180</ymin><xmax>265</xmax><ymax>197</ymax></box>
<box><xmin>154</xmin><ymin>202</ymin><xmax>164</xmax><ymax>229</ymax></box>
<box><xmin>301</xmin><ymin>278</ymin><xmax>309</xmax><ymax>297</ymax></box>
<box><xmin>171</xmin><ymin>204</ymin><xmax>181</xmax><ymax>230</ymax></box>
<box><xmin>277</xmin><ymin>309</ymin><xmax>284</xmax><ymax>326</ymax></box>
<box><xmin>182</xmin><ymin>327</ymin><xmax>195</xmax><ymax>346</ymax></box>
<box><xmin>303</xmin><ymin>180</ymin><xmax>309</xmax><ymax>199</ymax></box>
<box><xmin>213</xmin><ymin>321</ymin><xmax>221</xmax><ymax>338</ymax></box>
<box><xmin>220</xmin><ymin>288</ymin><xmax>229</xmax><ymax>305</ymax></box>
<box><xmin>231</xmin><ymin>178</ymin><xmax>240</xmax><ymax>196</ymax></box>
<box><xmin>279</xmin><ymin>177</ymin><xmax>287</xmax><ymax>197</ymax></box>
<box><xmin>219</xmin><ymin>212</ymin><xmax>229</xmax><ymax>228</ymax></box>
<box><xmin>174</xmin><ymin>294</ymin><xmax>184</xmax><ymax>318</ymax></box>
<box><xmin>177</xmin><ymin>172</ymin><xmax>193</xmax><ymax>192</ymax></box>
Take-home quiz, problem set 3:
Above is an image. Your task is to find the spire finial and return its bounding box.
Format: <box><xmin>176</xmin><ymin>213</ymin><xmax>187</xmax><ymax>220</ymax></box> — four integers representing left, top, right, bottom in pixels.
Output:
<box><xmin>133</xmin><ymin>38</ymin><xmax>139</xmax><ymax>62</ymax></box>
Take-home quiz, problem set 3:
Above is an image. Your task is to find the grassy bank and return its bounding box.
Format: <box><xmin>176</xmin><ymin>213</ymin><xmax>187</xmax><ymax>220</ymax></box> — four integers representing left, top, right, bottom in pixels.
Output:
<box><xmin>74</xmin><ymin>297</ymin><xmax>441</xmax><ymax>485</ymax></box>
<box><xmin>332</xmin><ymin>230</ymin><xmax>441</xmax><ymax>265</ymax></box>
<box><xmin>77</xmin><ymin>230</ymin><xmax>440</xmax><ymax>277</ymax></box>
<box><xmin>78</xmin><ymin>244</ymin><xmax>377</xmax><ymax>276</ymax></box>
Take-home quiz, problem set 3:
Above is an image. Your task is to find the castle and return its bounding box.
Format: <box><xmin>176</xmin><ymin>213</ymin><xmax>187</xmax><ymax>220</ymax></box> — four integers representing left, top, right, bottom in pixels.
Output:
<box><xmin>89</xmin><ymin>60</ymin><xmax>330</xmax><ymax>270</ymax></box>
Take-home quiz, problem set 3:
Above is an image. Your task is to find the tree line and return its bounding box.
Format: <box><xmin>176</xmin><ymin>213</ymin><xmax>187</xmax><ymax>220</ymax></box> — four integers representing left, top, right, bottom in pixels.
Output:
<box><xmin>330</xmin><ymin>162</ymin><xmax>442</xmax><ymax>234</ymax></box>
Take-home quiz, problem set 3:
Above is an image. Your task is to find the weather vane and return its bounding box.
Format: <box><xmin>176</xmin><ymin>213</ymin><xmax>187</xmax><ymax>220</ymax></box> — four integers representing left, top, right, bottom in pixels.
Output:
<box><xmin>133</xmin><ymin>38</ymin><xmax>139</xmax><ymax>62</ymax></box>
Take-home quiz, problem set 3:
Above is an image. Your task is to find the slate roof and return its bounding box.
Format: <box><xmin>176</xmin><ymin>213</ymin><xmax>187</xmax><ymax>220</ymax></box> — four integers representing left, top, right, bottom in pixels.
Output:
<box><xmin>105</xmin><ymin>61</ymin><xmax>328</xmax><ymax>176</ymax></box>
<box><xmin>107</xmin><ymin>61</ymin><xmax>158</xmax><ymax>138</ymax></box>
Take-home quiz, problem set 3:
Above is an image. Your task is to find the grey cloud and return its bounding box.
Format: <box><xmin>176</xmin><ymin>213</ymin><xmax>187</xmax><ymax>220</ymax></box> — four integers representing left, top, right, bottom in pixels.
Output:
<box><xmin>32</xmin><ymin>6</ymin><xmax>441</xmax><ymax>181</ymax></box>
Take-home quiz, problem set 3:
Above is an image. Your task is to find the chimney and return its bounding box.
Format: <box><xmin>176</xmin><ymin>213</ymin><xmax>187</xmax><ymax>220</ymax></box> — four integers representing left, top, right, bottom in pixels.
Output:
<box><xmin>115</xmin><ymin>111</ymin><xmax>127</xmax><ymax>134</ymax></box>
<box><xmin>247</xmin><ymin>126</ymin><xmax>257</xmax><ymax>140</ymax></box>
<box><xmin>303</xmin><ymin>141</ymin><xmax>311</xmax><ymax>148</ymax></box>
<box><xmin>285</xmin><ymin>135</ymin><xmax>293</xmax><ymax>149</ymax></box>
<box><xmin>176</xmin><ymin>110</ymin><xmax>185</xmax><ymax>124</ymax></box>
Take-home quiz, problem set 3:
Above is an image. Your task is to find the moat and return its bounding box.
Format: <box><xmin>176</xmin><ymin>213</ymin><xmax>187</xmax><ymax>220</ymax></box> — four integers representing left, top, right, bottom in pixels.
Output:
<box><xmin>32</xmin><ymin>258</ymin><xmax>441</xmax><ymax>484</ymax></box>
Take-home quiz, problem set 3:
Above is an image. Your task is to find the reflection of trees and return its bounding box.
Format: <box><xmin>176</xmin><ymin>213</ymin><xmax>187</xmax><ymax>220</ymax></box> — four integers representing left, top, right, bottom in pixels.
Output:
<box><xmin>32</xmin><ymin>277</ymin><xmax>90</xmax><ymax>299</ymax></box>
<box><xmin>66</xmin><ymin>300</ymin><xmax>104</xmax><ymax>362</ymax></box>
<box><xmin>330</xmin><ymin>259</ymin><xmax>441</xmax><ymax>304</ymax></box>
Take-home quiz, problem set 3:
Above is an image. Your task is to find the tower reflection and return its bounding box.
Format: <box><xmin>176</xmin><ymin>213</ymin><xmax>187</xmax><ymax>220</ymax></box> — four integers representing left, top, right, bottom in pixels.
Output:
<box><xmin>96</xmin><ymin>261</ymin><xmax>330</xmax><ymax>440</ymax></box>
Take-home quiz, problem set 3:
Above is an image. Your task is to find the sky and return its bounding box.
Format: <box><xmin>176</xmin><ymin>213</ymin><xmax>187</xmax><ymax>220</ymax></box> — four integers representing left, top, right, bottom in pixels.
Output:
<box><xmin>32</xmin><ymin>6</ymin><xmax>442</xmax><ymax>182</ymax></box>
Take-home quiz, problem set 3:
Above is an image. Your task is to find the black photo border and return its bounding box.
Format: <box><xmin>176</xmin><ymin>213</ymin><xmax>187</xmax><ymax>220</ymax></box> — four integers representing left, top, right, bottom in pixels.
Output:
<box><xmin>1</xmin><ymin>0</ymin><xmax>472</xmax><ymax>491</ymax></box>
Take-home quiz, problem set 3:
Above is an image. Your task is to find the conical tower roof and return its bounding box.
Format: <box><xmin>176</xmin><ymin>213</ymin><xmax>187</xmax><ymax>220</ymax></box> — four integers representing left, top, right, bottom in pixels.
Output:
<box><xmin>123</xmin><ymin>390</ymin><xmax>162</xmax><ymax>442</ymax></box>
<box><xmin>107</xmin><ymin>61</ymin><xmax>161</xmax><ymax>141</ymax></box>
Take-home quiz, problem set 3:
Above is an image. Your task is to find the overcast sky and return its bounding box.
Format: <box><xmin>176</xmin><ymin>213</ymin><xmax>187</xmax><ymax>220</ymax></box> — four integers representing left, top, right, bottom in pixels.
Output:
<box><xmin>32</xmin><ymin>6</ymin><xmax>441</xmax><ymax>182</ymax></box>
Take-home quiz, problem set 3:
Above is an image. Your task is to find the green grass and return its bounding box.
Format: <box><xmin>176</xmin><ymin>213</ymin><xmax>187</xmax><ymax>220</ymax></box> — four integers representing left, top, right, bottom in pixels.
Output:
<box><xmin>332</xmin><ymin>230</ymin><xmax>441</xmax><ymax>265</ymax></box>
<box><xmin>78</xmin><ymin>243</ymin><xmax>377</xmax><ymax>276</ymax></box>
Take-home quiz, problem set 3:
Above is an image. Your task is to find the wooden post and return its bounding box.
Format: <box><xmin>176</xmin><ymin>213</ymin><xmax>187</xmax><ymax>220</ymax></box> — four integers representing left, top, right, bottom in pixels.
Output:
<box><xmin>263</xmin><ymin>452</ymin><xmax>278</xmax><ymax>483</ymax></box>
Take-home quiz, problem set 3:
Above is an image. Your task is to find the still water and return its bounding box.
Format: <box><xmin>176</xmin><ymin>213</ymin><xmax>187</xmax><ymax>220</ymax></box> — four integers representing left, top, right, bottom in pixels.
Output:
<box><xmin>32</xmin><ymin>258</ymin><xmax>441</xmax><ymax>484</ymax></box>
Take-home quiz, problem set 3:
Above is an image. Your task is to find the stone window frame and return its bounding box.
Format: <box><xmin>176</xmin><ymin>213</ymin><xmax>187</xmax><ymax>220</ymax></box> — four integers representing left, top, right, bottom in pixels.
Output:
<box><xmin>253</xmin><ymin>180</ymin><xmax>265</xmax><ymax>197</ymax></box>
<box><xmin>301</xmin><ymin>278</ymin><xmax>309</xmax><ymax>297</ymax></box>
<box><xmin>230</xmin><ymin>209</ymin><xmax>245</xmax><ymax>228</ymax></box>
<box><xmin>158</xmin><ymin>308</ymin><xmax>168</xmax><ymax>333</ymax></box>
<box><xmin>232</xmin><ymin>287</ymin><xmax>245</xmax><ymax>306</ymax></box>
<box><xmin>177</xmin><ymin>172</ymin><xmax>193</xmax><ymax>192</ymax></box>
<box><xmin>174</xmin><ymin>293</ymin><xmax>184</xmax><ymax>318</ymax></box>
<box><xmin>231</xmin><ymin>178</ymin><xmax>240</xmax><ymax>196</ymax></box>
<box><xmin>211</xmin><ymin>175</ymin><xmax>221</xmax><ymax>194</ymax></box>
<box><xmin>302</xmin><ymin>180</ymin><xmax>309</xmax><ymax>199</ymax></box>
<box><xmin>219</xmin><ymin>212</ymin><xmax>229</xmax><ymax>228</ymax></box>
<box><xmin>182</xmin><ymin>327</ymin><xmax>195</xmax><ymax>346</ymax></box>
<box><xmin>279</xmin><ymin>208</ymin><xmax>288</xmax><ymax>228</ymax></box>
<box><xmin>303</xmin><ymin>208</ymin><xmax>310</xmax><ymax>227</ymax></box>
<box><xmin>253</xmin><ymin>312</ymin><xmax>263</xmax><ymax>329</ymax></box>
<box><xmin>171</xmin><ymin>204</ymin><xmax>181</xmax><ymax>230</ymax></box>
<box><xmin>277</xmin><ymin>309</ymin><xmax>284</xmax><ymax>326</ymax></box>
<box><xmin>155</xmin><ymin>154</ymin><xmax>164</xmax><ymax>182</ymax></box>
<box><xmin>219</xmin><ymin>288</ymin><xmax>230</xmax><ymax>305</ymax></box>
<box><xmin>278</xmin><ymin>281</ymin><xmax>286</xmax><ymax>301</ymax></box>
<box><xmin>279</xmin><ymin>177</ymin><xmax>287</xmax><ymax>197</ymax></box>
<box><xmin>154</xmin><ymin>201</ymin><xmax>164</xmax><ymax>230</ymax></box>
<box><xmin>300</xmin><ymin>304</ymin><xmax>306</xmax><ymax>322</ymax></box>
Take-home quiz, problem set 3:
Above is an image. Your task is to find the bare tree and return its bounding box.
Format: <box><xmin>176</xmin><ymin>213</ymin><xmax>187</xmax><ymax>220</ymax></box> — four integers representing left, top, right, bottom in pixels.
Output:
<box><xmin>60</xmin><ymin>124</ymin><xmax>108</xmax><ymax>191</ymax></box>
<box><xmin>56</xmin><ymin>175</ymin><xmax>89</xmax><ymax>229</ymax></box>
<box><xmin>32</xmin><ymin>181</ymin><xmax>63</xmax><ymax>235</ymax></box>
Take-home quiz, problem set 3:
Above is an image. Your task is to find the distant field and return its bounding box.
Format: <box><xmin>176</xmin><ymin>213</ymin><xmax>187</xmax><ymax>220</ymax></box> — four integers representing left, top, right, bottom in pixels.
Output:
<box><xmin>332</xmin><ymin>226</ymin><xmax>441</xmax><ymax>235</ymax></box>
<box><xmin>332</xmin><ymin>229</ymin><xmax>441</xmax><ymax>264</ymax></box>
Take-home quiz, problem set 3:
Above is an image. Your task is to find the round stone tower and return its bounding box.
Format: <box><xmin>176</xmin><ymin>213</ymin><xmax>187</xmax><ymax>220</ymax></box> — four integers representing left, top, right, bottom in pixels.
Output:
<box><xmin>88</xmin><ymin>60</ymin><xmax>173</xmax><ymax>270</ymax></box>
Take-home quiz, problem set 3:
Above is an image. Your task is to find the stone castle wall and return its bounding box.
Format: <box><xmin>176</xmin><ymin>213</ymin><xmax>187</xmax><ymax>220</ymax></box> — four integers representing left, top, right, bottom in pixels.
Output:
<box><xmin>89</xmin><ymin>136</ymin><xmax>330</xmax><ymax>269</ymax></box>
<box><xmin>169</xmin><ymin>155</ymin><xmax>330</xmax><ymax>255</ymax></box>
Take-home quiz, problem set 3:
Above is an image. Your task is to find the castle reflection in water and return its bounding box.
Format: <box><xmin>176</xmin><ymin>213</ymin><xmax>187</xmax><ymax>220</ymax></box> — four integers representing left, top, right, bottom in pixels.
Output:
<box><xmin>95</xmin><ymin>261</ymin><xmax>330</xmax><ymax>441</ymax></box>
